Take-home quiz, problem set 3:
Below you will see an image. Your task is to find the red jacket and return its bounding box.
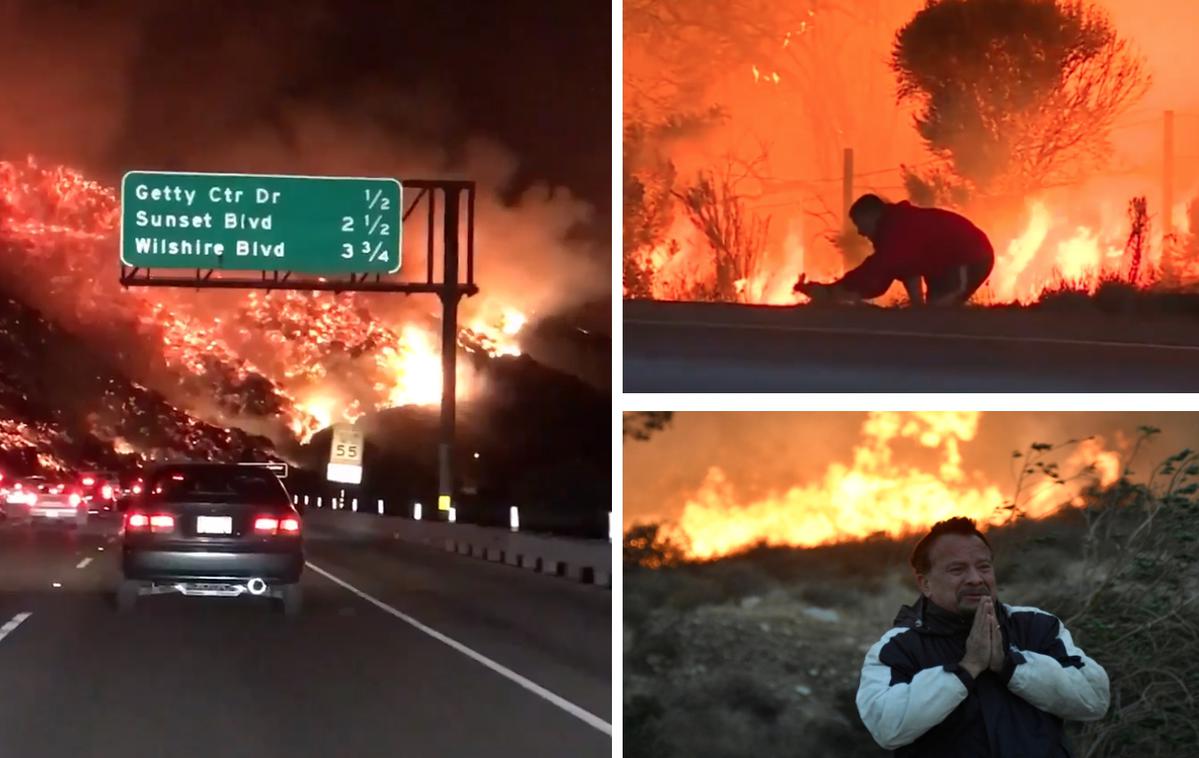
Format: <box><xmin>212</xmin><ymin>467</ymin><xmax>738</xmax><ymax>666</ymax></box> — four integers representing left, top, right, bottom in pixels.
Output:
<box><xmin>836</xmin><ymin>201</ymin><xmax>994</xmax><ymax>299</ymax></box>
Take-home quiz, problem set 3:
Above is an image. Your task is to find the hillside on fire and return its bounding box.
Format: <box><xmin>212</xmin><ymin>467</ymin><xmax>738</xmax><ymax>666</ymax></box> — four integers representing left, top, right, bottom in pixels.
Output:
<box><xmin>623</xmin><ymin>413</ymin><xmax>1199</xmax><ymax>758</ymax></box>
<box><xmin>624</xmin><ymin>0</ymin><xmax>1199</xmax><ymax>307</ymax></box>
<box><xmin>0</xmin><ymin>157</ymin><xmax>610</xmax><ymax>530</ymax></box>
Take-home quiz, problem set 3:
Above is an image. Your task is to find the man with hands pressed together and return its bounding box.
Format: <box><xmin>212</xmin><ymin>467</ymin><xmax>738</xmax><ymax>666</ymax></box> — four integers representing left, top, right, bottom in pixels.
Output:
<box><xmin>856</xmin><ymin>518</ymin><xmax>1109</xmax><ymax>757</ymax></box>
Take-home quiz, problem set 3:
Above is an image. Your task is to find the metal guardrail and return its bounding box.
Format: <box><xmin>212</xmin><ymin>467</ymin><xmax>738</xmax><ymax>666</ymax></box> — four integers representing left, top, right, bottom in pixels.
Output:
<box><xmin>295</xmin><ymin>496</ymin><xmax>612</xmax><ymax>588</ymax></box>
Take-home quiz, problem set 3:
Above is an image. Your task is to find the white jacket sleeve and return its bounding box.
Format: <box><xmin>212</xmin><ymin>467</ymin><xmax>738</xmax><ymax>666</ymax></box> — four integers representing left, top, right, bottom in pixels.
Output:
<box><xmin>1002</xmin><ymin>606</ymin><xmax>1110</xmax><ymax>721</ymax></box>
<box><xmin>856</xmin><ymin>627</ymin><xmax>971</xmax><ymax>750</ymax></box>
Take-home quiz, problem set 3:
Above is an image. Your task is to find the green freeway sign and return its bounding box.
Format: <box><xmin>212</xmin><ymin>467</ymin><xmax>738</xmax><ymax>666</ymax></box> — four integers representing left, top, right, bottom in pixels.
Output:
<box><xmin>120</xmin><ymin>171</ymin><xmax>402</xmax><ymax>274</ymax></box>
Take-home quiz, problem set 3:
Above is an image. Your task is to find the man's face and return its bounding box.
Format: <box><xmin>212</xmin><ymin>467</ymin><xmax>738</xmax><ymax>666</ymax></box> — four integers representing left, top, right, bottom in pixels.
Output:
<box><xmin>851</xmin><ymin>208</ymin><xmax>881</xmax><ymax>239</ymax></box>
<box><xmin>916</xmin><ymin>533</ymin><xmax>997</xmax><ymax>616</ymax></box>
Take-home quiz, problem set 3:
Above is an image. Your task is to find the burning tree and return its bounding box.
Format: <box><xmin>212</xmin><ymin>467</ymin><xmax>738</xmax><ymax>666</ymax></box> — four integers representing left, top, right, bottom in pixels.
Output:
<box><xmin>673</xmin><ymin>157</ymin><xmax>771</xmax><ymax>302</ymax></box>
<box><xmin>892</xmin><ymin>0</ymin><xmax>1149</xmax><ymax>199</ymax></box>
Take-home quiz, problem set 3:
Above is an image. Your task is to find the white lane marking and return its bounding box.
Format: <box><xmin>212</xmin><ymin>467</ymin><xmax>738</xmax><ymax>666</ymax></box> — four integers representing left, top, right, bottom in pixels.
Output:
<box><xmin>306</xmin><ymin>561</ymin><xmax>612</xmax><ymax>736</ymax></box>
<box><xmin>0</xmin><ymin>613</ymin><xmax>32</xmax><ymax>644</ymax></box>
<box><xmin>76</xmin><ymin>557</ymin><xmax>93</xmax><ymax>569</ymax></box>
<box><xmin>626</xmin><ymin>317</ymin><xmax>1199</xmax><ymax>352</ymax></box>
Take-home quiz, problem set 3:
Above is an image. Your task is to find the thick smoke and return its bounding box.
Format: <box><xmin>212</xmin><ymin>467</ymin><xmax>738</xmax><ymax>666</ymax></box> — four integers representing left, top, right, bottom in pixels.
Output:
<box><xmin>0</xmin><ymin>0</ymin><xmax>607</xmax><ymax>317</ymax></box>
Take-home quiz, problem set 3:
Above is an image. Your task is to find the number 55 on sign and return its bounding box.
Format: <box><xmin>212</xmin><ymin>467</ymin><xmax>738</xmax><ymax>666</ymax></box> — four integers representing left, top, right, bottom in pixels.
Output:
<box><xmin>327</xmin><ymin>425</ymin><xmax>364</xmax><ymax>485</ymax></box>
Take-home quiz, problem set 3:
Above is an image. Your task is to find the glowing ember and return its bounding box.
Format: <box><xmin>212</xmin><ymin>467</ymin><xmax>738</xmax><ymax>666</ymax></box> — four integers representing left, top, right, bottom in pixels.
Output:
<box><xmin>670</xmin><ymin>412</ymin><xmax>1119</xmax><ymax>560</ymax></box>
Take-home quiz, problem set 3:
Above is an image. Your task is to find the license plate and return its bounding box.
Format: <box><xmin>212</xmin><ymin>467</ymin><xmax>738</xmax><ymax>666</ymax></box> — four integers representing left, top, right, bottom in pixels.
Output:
<box><xmin>196</xmin><ymin>516</ymin><xmax>233</xmax><ymax>535</ymax></box>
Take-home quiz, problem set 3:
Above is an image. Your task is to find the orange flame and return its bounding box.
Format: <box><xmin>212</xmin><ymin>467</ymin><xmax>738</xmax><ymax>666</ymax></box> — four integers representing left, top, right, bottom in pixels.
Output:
<box><xmin>671</xmin><ymin>412</ymin><xmax>1120</xmax><ymax>560</ymax></box>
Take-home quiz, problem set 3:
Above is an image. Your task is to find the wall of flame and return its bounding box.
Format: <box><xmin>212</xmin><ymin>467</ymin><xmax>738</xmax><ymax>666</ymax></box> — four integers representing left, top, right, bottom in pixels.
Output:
<box><xmin>624</xmin><ymin>411</ymin><xmax>1198</xmax><ymax>560</ymax></box>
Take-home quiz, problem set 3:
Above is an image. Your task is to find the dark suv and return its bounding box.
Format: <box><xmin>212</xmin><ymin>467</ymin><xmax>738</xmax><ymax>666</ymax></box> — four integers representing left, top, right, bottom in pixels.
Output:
<box><xmin>118</xmin><ymin>462</ymin><xmax>303</xmax><ymax>615</ymax></box>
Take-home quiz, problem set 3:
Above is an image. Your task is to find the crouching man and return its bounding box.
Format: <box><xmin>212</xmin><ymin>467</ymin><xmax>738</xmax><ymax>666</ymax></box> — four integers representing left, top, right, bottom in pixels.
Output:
<box><xmin>797</xmin><ymin>194</ymin><xmax>994</xmax><ymax>306</ymax></box>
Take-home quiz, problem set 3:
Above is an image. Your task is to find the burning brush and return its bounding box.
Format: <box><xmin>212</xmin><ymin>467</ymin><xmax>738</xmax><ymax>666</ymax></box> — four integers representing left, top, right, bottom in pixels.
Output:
<box><xmin>0</xmin><ymin>157</ymin><xmax>530</xmax><ymax>445</ymax></box>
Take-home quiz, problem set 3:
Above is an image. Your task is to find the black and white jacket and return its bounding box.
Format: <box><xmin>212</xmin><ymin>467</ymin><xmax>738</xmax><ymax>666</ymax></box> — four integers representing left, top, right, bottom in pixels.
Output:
<box><xmin>856</xmin><ymin>596</ymin><xmax>1109</xmax><ymax>757</ymax></box>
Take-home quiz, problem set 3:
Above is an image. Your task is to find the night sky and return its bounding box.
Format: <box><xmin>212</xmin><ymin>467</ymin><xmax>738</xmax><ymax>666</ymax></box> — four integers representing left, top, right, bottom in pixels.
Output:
<box><xmin>1</xmin><ymin>0</ymin><xmax>611</xmax><ymax>219</ymax></box>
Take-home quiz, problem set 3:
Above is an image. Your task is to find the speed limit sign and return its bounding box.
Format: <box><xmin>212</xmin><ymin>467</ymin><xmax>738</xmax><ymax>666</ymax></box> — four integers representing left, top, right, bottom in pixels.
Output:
<box><xmin>327</xmin><ymin>424</ymin><xmax>364</xmax><ymax>484</ymax></box>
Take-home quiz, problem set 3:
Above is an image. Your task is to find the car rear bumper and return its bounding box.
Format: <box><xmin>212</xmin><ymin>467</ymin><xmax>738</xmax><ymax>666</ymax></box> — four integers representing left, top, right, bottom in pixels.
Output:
<box><xmin>123</xmin><ymin>548</ymin><xmax>303</xmax><ymax>583</ymax></box>
<box><xmin>30</xmin><ymin>508</ymin><xmax>82</xmax><ymax>521</ymax></box>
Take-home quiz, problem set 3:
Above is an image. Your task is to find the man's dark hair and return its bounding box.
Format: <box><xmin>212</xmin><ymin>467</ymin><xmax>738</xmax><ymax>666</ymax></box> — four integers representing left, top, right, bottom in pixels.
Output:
<box><xmin>910</xmin><ymin>517</ymin><xmax>992</xmax><ymax>574</ymax></box>
<box><xmin>849</xmin><ymin>193</ymin><xmax>887</xmax><ymax>220</ymax></box>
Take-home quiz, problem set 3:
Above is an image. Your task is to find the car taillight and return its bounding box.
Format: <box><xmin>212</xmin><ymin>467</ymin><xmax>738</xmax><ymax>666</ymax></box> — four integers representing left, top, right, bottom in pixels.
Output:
<box><xmin>69</xmin><ymin>493</ymin><xmax>81</xmax><ymax>507</ymax></box>
<box><xmin>126</xmin><ymin>513</ymin><xmax>174</xmax><ymax>533</ymax></box>
<box><xmin>254</xmin><ymin>516</ymin><xmax>301</xmax><ymax>535</ymax></box>
<box><xmin>27</xmin><ymin>493</ymin><xmax>37</xmax><ymax>505</ymax></box>
<box><xmin>132</xmin><ymin>484</ymin><xmax>142</xmax><ymax>494</ymax></box>
<box><xmin>82</xmin><ymin>477</ymin><xmax>95</xmax><ymax>486</ymax></box>
<box><xmin>101</xmin><ymin>485</ymin><xmax>114</xmax><ymax>500</ymax></box>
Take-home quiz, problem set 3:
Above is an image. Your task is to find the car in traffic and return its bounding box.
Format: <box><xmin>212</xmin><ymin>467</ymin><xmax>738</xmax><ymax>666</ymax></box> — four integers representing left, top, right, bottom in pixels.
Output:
<box><xmin>5</xmin><ymin>477</ymin><xmax>88</xmax><ymax>528</ymax></box>
<box><xmin>113</xmin><ymin>470</ymin><xmax>146</xmax><ymax>511</ymax></box>
<box><xmin>118</xmin><ymin>462</ymin><xmax>303</xmax><ymax>615</ymax></box>
<box><xmin>76</xmin><ymin>471</ymin><xmax>119</xmax><ymax>517</ymax></box>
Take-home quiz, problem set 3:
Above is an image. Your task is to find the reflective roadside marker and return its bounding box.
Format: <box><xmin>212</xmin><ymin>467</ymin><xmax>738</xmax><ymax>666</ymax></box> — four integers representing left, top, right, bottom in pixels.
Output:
<box><xmin>510</xmin><ymin>506</ymin><xmax>519</xmax><ymax>532</ymax></box>
<box><xmin>293</xmin><ymin>495</ymin><xmax>298</xmax><ymax>504</ymax></box>
<box><xmin>377</xmin><ymin>499</ymin><xmax>384</xmax><ymax>515</ymax></box>
<box><xmin>52</xmin><ymin>582</ymin><xmax>62</xmax><ymax>588</ymax></box>
<box><xmin>304</xmin><ymin>495</ymin><xmax>309</xmax><ymax>506</ymax></box>
<box><xmin>317</xmin><ymin>497</ymin><xmax>322</xmax><ymax>508</ymax></box>
<box><xmin>351</xmin><ymin>498</ymin><xmax>358</xmax><ymax>512</ymax></box>
<box><xmin>438</xmin><ymin>494</ymin><xmax>451</xmax><ymax>512</ymax></box>
<box><xmin>414</xmin><ymin>502</ymin><xmax>422</xmax><ymax>521</ymax></box>
<box><xmin>448</xmin><ymin>507</ymin><xmax>456</xmax><ymax>523</ymax></box>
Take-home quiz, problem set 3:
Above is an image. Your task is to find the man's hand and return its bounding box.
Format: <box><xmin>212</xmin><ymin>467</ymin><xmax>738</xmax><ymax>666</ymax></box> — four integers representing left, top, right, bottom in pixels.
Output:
<box><xmin>961</xmin><ymin>598</ymin><xmax>993</xmax><ymax>679</ymax></box>
<box><xmin>988</xmin><ymin>599</ymin><xmax>1006</xmax><ymax>673</ymax></box>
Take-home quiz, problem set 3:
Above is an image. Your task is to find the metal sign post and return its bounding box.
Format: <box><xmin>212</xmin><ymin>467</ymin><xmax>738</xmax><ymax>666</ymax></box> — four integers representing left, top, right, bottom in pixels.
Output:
<box><xmin>120</xmin><ymin>175</ymin><xmax>478</xmax><ymax>519</ymax></box>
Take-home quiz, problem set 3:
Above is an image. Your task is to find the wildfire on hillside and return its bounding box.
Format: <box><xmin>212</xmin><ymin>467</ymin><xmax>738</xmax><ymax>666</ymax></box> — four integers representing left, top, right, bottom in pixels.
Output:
<box><xmin>0</xmin><ymin>156</ymin><xmax>527</xmax><ymax>444</ymax></box>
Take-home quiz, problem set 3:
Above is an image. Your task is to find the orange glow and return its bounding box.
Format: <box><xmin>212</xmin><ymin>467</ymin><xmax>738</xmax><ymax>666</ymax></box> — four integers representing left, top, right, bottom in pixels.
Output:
<box><xmin>671</xmin><ymin>412</ymin><xmax>1119</xmax><ymax>560</ymax></box>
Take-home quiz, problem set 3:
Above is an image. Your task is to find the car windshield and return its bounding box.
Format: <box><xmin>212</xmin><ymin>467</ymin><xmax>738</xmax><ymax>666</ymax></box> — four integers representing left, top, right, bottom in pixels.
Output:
<box><xmin>149</xmin><ymin>468</ymin><xmax>288</xmax><ymax>505</ymax></box>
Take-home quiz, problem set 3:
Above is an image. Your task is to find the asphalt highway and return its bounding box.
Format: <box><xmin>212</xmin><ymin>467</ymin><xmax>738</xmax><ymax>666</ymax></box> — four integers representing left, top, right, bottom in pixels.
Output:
<box><xmin>624</xmin><ymin>300</ymin><xmax>1199</xmax><ymax>392</ymax></box>
<box><xmin>0</xmin><ymin>514</ymin><xmax>611</xmax><ymax>757</ymax></box>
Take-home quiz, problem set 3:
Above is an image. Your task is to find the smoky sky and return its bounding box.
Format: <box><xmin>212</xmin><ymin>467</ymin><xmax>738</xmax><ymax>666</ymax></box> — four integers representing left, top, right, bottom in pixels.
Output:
<box><xmin>624</xmin><ymin>412</ymin><xmax>1199</xmax><ymax>525</ymax></box>
<box><xmin>0</xmin><ymin>0</ymin><xmax>610</xmax><ymax>226</ymax></box>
